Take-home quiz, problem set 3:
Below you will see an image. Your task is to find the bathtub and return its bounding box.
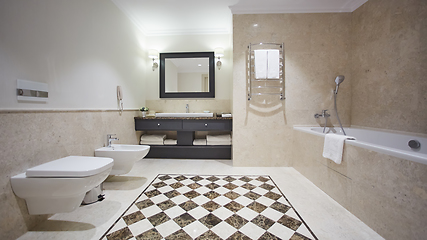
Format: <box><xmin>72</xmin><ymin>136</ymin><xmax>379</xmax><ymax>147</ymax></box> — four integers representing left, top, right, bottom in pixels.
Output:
<box><xmin>293</xmin><ymin>126</ymin><xmax>427</xmax><ymax>239</ymax></box>
<box><xmin>294</xmin><ymin>126</ymin><xmax>427</xmax><ymax>165</ymax></box>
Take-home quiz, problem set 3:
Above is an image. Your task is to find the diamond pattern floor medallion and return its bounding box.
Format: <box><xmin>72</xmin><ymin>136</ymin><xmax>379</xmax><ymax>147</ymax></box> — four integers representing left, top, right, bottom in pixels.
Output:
<box><xmin>101</xmin><ymin>174</ymin><xmax>318</xmax><ymax>240</ymax></box>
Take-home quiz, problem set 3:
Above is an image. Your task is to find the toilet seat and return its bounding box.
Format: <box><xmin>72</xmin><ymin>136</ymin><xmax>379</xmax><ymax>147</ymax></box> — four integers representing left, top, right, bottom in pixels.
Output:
<box><xmin>26</xmin><ymin>156</ymin><xmax>114</xmax><ymax>178</ymax></box>
<box><xmin>11</xmin><ymin>156</ymin><xmax>114</xmax><ymax>214</ymax></box>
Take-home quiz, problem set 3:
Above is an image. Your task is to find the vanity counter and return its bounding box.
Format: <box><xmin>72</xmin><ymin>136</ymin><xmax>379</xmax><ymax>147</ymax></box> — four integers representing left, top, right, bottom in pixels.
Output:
<box><xmin>134</xmin><ymin>117</ymin><xmax>232</xmax><ymax>120</ymax></box>
<box><xmin>134</xmin><ymin>117</ymin><xmax>232</xmax><ymax>159</ymax></box>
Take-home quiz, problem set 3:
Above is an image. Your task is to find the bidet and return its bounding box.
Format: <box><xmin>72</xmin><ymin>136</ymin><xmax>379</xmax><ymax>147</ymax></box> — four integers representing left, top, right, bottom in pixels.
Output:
<box><xmin>95</xmin><ymin>144</ymin><xmax>150</xmax><ymax>175</ymax></box>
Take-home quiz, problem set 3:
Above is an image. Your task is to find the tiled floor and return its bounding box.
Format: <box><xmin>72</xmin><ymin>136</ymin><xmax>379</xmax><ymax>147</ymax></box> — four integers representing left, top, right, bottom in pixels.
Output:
<box><xmin>17</xmin><ymin>159</ymin><xmax>384</xmax><ymax>240</ymax></box>
<box><xmin>103</xmin><ymin>174</ymin><xmax>316</xmax><ymax>240</ymax></box>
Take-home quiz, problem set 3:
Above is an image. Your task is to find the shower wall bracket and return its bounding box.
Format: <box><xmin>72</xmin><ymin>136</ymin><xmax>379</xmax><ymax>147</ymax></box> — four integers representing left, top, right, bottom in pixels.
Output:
<box><xmin>247</xmin><ymin>42</ymin><xmax>285</xmax><ymax>101</ymax></box>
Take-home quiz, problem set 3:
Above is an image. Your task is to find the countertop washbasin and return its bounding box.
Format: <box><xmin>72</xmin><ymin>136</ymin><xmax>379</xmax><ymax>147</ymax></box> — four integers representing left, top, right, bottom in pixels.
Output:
<box><xmin>155</xmin><ymin>112</ymin><xmax>214</xmax><ymax>118</ymax></box>
<box><xmin>95</xmin><ymin>144</ymin><xmax>150</xmax><ymax>175</ymax></box>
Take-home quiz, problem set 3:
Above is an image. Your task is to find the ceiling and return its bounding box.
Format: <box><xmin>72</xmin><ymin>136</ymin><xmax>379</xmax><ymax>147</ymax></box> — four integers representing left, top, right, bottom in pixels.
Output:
<box><xmin>110</xmin><ymin>0</ymin><xmax>367</xmax><ymax>36</ymax></box>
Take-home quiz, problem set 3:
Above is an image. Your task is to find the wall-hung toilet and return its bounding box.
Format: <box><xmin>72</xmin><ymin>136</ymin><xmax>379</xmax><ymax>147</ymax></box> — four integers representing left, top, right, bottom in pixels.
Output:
<box><xmin>95</xmin><ymin>144</ymin><xmax>150</xmax><ymax>175</ymax></box>
<box><xmin>10</xmin><ymin>156</ymin><xmax>113</xmax><ymax>215</ymax></box>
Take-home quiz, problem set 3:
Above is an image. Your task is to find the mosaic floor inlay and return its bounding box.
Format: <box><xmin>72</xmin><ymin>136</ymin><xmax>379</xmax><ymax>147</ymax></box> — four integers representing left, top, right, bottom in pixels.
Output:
<box><xmin>101</xmin><ymin>174</ymin><xmax>317</xmax><ymax>240</ymax></box>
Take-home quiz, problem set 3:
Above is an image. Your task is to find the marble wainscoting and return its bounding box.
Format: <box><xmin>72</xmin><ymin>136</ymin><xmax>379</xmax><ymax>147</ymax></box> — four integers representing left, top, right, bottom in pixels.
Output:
<box><xmin>0</xmin><ymin>110</ymin><xmax>140</xmax><ymax>240</ymax></box>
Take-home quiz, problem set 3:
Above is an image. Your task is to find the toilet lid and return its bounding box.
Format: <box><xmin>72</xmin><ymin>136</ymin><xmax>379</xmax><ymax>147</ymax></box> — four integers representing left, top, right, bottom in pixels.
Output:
<box><xmin>26</xmin><ymin>156</ymin><xmax>114</xmax><ymax>178</ymax></box>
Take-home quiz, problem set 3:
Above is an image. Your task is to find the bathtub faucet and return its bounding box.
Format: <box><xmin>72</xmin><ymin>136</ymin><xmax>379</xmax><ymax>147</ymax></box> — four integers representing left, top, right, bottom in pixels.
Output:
<box><xmin>314</xmin><ymin>110</ymin><xmax>330</xmax><ymax>133</ymax></box>
<box><xmin>314</xmin><ymin>109</ymin><xmax>330</xmax><ymax>118</ymax></box>
<box><xmin>322</xmin><ymin>109</ymin><xmax>330</xmax><ymax>118</ymax></box>
<box><xmin>107</xmin><ymin>134</ymin><xmax>119</xmax><ymax>147</ymax></box>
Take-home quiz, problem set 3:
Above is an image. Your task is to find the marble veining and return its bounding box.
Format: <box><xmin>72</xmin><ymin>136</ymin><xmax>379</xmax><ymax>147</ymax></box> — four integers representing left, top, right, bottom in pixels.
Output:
<box><xmin>102</xmin><ymin>174</ymin><xmax>317</xmax><ymax>240</ymax></box>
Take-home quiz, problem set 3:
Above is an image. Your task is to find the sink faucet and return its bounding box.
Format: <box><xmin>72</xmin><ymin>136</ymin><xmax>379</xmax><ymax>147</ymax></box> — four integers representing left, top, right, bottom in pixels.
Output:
<box><xmin>314</xmin><ymin>110</ymin><xmax>330</xmax><ymax>133</ymax></box>
<box><xmin>107</xmin><ymin>134</ymin><xmax>119</xmax><ymax>147</ymax></box>
<box><xmin>186</xmin><ymin>104</ymin><xmax>189</xmax><ymax>113</ymax></box>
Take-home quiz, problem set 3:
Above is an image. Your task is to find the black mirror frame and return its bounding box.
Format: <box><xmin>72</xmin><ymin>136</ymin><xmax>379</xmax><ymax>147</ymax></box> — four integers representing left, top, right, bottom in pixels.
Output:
<box><xmin>160</xmin><ymin>52</ymin><xmax>215</xmax><ymax>98</ymax></box>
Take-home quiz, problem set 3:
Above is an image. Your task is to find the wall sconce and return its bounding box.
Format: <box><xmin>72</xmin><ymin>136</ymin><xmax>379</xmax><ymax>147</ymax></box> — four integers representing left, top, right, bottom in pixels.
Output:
<box><xmin>214</xmin><ymin>48</ymin><xmax>224</xmax><ymax>70</ymax></box>
<box><xmin>148</xmin><ymin>49</ymin><xmax>159</xmax><ymax>71</ymax></box>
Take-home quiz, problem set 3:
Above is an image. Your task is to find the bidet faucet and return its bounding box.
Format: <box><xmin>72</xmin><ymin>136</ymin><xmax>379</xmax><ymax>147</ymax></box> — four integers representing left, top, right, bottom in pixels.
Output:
<box><xmin>107</xmin><ymin>134</ymin><xmax>119</xmax><ymax>147</ymax></box>
<box><xmin>186</xmin><ymin>104</ymin><xmax>189</xmax><ymax>113</ymax></box>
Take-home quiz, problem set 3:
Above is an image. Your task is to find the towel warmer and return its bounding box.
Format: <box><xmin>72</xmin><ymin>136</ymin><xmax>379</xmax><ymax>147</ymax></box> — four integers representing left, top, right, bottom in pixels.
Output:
<box><xmin>247</xmin><ymin>43</ymin><xmax>285</xmax><ymax>101</ymax></box>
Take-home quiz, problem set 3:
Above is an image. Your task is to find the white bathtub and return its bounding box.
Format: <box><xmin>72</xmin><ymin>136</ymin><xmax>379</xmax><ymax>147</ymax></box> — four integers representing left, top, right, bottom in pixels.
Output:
<box><xmin>294</xmin><ymin>126</ymin><xmax>427</xmax><ymax>165</ymax></box>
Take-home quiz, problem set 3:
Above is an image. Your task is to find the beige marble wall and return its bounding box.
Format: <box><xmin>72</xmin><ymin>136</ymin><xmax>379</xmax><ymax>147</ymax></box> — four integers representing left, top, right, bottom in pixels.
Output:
<box><xmin>145</xmin><ymin>100</ymin><xmax>231</xmax><ymax>115</ymax></box>
<box><xmin>351</xmin><ymin>0</ymin><xmax>427</xmax><ymax>134</ymax></box>
<box><xmin>233</xmin><ymin>13</ymin><xmax>352</xmax><ymax>166</ymax></box>
<box><xmin>292</xmin><ymin>129</ymin><xmax>427</xmax><ymax>239</ymax></box>
<box><xmin>0</xmin><ymin>110</ymin><xmax>140</xmax><ymax>240</ymax></box>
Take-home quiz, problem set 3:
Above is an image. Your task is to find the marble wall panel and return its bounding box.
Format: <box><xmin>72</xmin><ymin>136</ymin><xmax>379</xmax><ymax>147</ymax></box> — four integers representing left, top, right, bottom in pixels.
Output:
<box><xmin>292</xmin><ymin>130</ymin><xmax>352</xmax><ymax>209</ymax></box>
<box><xmin>233</xmin><ymin>13</ymin><xmax>352</xmax><ymax>167</ymax></box>
<box><xmin>350</xmin><ymin>0</ymin><xmax>427</xmax><ymax>134</ymax></box>
<box><xmin>346</xmin><ymin>145</ymin><xmax>427</xmax><ymax>240</ymax></box>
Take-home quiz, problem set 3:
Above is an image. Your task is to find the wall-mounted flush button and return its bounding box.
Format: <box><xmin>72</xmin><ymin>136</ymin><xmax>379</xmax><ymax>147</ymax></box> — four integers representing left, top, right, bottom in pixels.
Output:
<box><xmin>16</xmin><ymin>79</ymin><xmax>48</xmax><ymax>102</ymax></box>
<box><xmin>408</xmin><ymin>140</ymin><xmax>421</xmax><ymax>149</ymax></box>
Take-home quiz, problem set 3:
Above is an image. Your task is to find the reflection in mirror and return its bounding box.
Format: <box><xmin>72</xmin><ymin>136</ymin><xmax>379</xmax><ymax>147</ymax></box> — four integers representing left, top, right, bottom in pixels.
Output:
<box><xmin>165</xmin><ymin>58</ymin><xmax>209</xmax><ymax>93</ymax></box>
<box><xmin>160</xmin><ymin>52</ymin><xmax>214</xmax><ymax>98</ymax></box>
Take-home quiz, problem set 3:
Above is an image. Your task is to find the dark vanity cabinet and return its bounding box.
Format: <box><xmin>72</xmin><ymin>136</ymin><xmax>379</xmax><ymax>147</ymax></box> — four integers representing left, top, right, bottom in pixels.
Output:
<box><xmin>135</xmin><ymin>118</ymin><xmax>232</xmax><ymax>159</ymax></box>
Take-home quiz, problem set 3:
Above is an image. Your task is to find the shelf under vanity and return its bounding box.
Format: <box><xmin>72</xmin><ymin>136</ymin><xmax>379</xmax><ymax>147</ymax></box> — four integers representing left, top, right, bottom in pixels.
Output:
<box><xmin>134</xmin><ymin>117</ymin><xmax>232</xmax><ymax>159</ymax></box>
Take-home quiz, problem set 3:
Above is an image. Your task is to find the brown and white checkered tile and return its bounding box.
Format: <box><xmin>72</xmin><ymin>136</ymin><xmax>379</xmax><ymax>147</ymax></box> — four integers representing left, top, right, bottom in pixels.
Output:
<box><xmin>101</xmin><ymin>174</ymin><xmax>317</xmax><ymax>240</ymax></box>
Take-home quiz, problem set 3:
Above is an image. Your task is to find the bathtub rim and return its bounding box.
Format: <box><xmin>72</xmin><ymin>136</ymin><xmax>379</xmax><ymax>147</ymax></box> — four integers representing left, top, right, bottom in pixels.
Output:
<box><xmin>293</xmin><ymin>126</ymin><xmax>427</xmax><ymax>166</ymax></box>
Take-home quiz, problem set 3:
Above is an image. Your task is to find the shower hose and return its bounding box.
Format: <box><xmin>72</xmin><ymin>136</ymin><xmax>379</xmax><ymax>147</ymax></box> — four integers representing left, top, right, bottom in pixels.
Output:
<box><xmin>334</xmin><ymin>92</ymin><xmax>347</xmax><ymax>136</ymax></box>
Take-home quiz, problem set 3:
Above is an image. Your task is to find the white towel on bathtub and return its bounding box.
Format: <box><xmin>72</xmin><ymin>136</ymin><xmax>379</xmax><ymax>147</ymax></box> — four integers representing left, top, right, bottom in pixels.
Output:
<box><xmin>322</xmin><ymin>134</ymin><xmax>355</xmax><ymax>164</ymax></box>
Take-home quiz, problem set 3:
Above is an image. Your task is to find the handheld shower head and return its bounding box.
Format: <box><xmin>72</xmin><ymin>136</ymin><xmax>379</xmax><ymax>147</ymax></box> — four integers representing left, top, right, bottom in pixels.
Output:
<box><xmin>335</xmin><ymin>75</ymin><xmax>345</xmax><ymax>85</ymax></box>
<box><xmin>334</xmin><ymin>75</ymin><xmax>345</xmax><ymax>94</ymax></box>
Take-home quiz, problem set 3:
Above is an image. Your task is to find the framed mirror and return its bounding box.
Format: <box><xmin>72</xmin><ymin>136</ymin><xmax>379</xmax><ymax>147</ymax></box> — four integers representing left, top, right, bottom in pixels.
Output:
<box><xmin>160</xmin><ymin>52</ymin><xmax>215</xmax><ymax>98</ymax></box>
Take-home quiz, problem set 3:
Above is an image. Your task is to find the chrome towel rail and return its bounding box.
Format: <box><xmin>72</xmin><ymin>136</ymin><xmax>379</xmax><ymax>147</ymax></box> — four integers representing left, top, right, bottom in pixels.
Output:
<box><xmin>247</xmin><ymin>42</ymin><xmax>285</xmax><ymax>101</ymax></box>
